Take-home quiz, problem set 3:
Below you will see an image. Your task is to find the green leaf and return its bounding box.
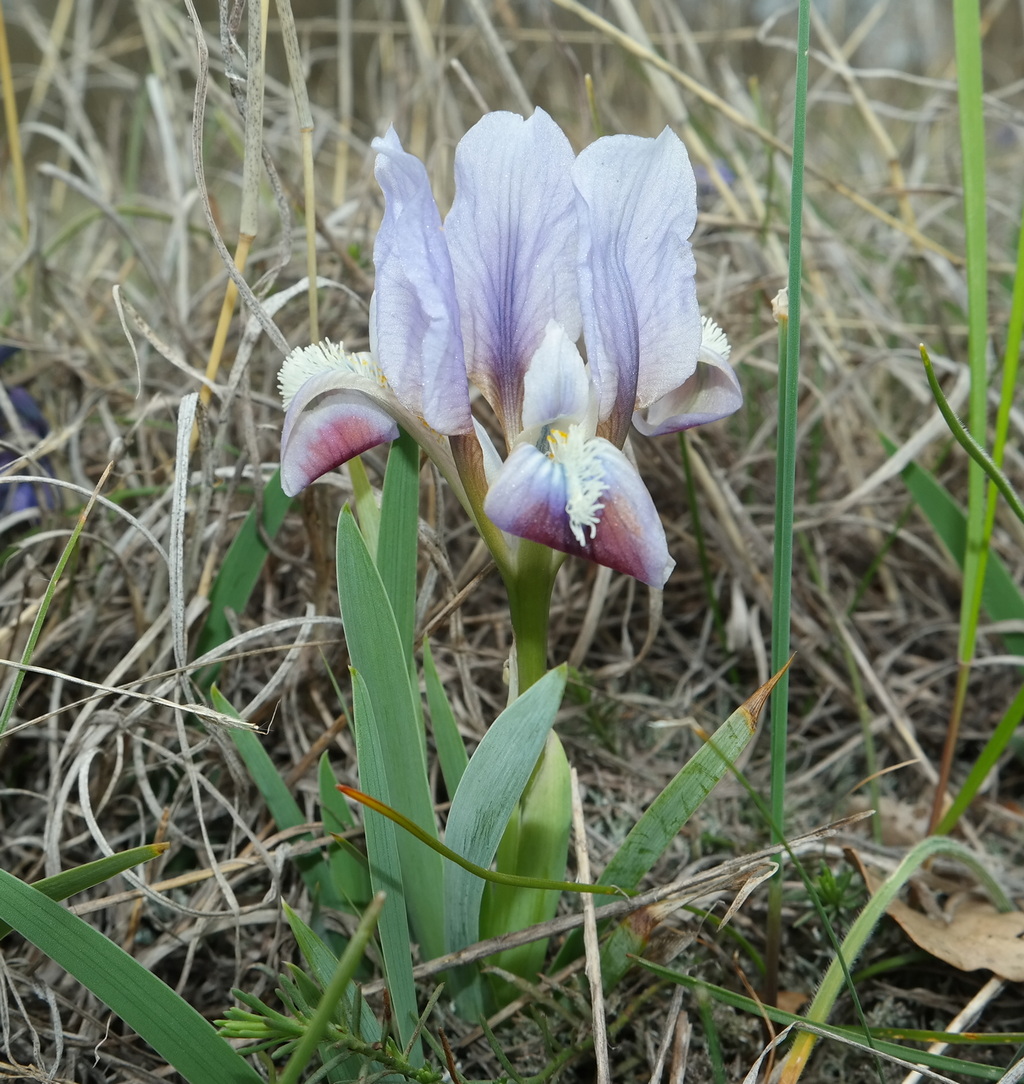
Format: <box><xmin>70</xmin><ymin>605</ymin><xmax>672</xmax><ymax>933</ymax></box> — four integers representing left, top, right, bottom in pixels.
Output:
<box><xmin>423</xmin><ymin>639</ymin><xmax>468</xmax><ymax>800</ymax></box>
<box><xmin>443</xmin><ymin>666</ymin><xmax>567</xmax><ymax>1012</ymax></box>
<box><xmin>553</xmin><ymin>688</ymin><xmax>762</xmax><ymax>972</ymax></box>
<box><xmin>194</xmin><ymin>469</ymin><xmax>292</xmax><ymax>683</ymax></box>
<box><xmin>377</xmin><ymin>429</ymin><xmax>420</xmax><ymax>665</ymax></box>
<box><xmin>318</xmin><ymin>752</ymin><xmax>372</xmax><ymax>910</ymax></box>
<box><xmin>603</xmin><ymin>709</ymin><xmax>758</xmax><ymax>890</ymax></box>
<box><xmin>350</xmin><ymin>669</ymin><xmax>421</xmax><ymax>1061</ymax></box>
<box><xmin>481</xmin><ymin>731</ymin><xmax>572</xmax><ymax>991</ymax></box>
<box><xmin>0</xmin><ymin>844</ymin><xmax>167</xmax><ymax>941</ymax></box>
<box><xmin>335</xmin><ymin>506</ymin><xmax>444</xmax><ymax>961</ymax></box>
<box><xmin>0</xmin><ymin>869</ymin><xmax>264</xmax><ymax>1084</ymax></box>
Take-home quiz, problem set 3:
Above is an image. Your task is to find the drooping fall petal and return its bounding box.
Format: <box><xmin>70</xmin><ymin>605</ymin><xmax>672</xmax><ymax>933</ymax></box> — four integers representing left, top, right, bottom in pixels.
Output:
<box><xmin>444</xmin><ymin>110</ymin><xmax>581</xmax><ymax>438</ymax></box>
<box><xmin>280</xmin><ymin>386</ymin><xmax>399</xmax><ymax>497</ymax></box>
<box><xmin>484</xmin><ymin>428</ymin><xmax>675</xmax><ymax>588</ymax></box>
<box><xmin>633</xmin><ymin>316</ymin><xmax>743</xmax><ymax>435</ymax></box>
<box><xmin>573</xmin><ymin>127</ymin><xmax>702</xmax><ymax>446</ymax></box>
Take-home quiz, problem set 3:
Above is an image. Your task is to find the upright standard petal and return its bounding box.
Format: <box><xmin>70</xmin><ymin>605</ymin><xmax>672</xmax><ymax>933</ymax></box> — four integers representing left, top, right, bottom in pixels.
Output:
<box><xmin>574</xmin><ymin>127</ymin><xmax>702</xmax><ymax>446</ymax></box>
<box><xmin>520</xmin><ymin>322</ymin><xmax>591</xmax><ymax>435</ymax></box>
<box><xmin>633</xmin><ymin>316</ymin><xmax>743</xmax><ymax>435</ymax></box>
<box><xmin>444</xmin><ymin>110</ymin><xmax>581</xmax><ymax>439</ymax></box>
<box><xmin>484</xmin><ymin>428</ymin><xmax>675</xmax><ymax>588</ymax></box>
<box><xmin>372</xmin><ymin>127</ymin><xmax>472</xmax><ymax>436</ymax></box>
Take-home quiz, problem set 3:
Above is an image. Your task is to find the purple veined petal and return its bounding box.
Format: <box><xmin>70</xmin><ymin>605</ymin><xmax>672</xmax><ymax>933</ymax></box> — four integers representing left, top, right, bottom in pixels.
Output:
<box><xmin>574</xmin><ymin>127</ymin><xmax>701</xmax><ymax>446</ymax></box>
<box><xmin>484</xmin><ymin>428</ymin><xmax>675</xmax><ymax>588</ymax></box>
<box><xmin>520</xmin><ymin>321</ymin><xmax>592</xmax><ymax>435</ymax></box>
<box><xmin>633</xmin><ymin>316</ymin><xmax>743</xmax><ymax>436</ymax></box>
<box><xmin>371</xmin><ymin>127</ymin><xmax>473</xmax><ymax>436</ymax></box>
<box><xmin>279</xmin><ymin>355</ymin><xmax>399</xmax><ymax>497</ymax></box>
<box><xmin>444</xmin><ymin>109</ymin><xmax>581</xmax><ymax>439</ymax></box>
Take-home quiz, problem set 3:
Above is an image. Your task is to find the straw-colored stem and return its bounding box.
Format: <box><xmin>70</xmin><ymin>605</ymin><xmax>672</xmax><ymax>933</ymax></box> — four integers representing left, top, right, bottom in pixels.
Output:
<box><xmin>332</xmin><ymin>0</ymin><xmax>352</xmax><ymax>207</ymax></box>
<box><xmin>0</xmin><ymin>0</ymin><xmax>29</xmax><ymax>239</ymax></box>
<box><xmin>300</xmin><ymin>125</ymin><xmax>319</xmax><ymax>341</ymax></box>
<box><xmin>199</xmin><ymin>234</ymin><xmax>253</xmax><ymax>412</ymax></box>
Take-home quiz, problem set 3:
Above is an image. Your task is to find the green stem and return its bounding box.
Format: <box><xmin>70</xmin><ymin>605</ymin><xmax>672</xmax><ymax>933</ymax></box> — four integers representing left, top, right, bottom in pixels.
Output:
<box><xmin>482</xmin><ymin>540</ymin><xmax>567</xmax><ymax>989</ymax></box>
<box><xmin>504</xmin><ymin>540</ymin><xmax>558</xmax><ymax>693</ymax></box>
<box><xmin>766</xmin><ymin>0</ymin><xmax>811</xmax><ymax>1005</ymax></box>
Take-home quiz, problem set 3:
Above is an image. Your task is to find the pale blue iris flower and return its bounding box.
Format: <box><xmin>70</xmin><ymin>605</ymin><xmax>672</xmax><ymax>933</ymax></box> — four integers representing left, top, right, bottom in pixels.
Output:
<box><xmin>279</xmin><ymin>110</ymin><xmax>741</xmax><ymax>588</ymax></box>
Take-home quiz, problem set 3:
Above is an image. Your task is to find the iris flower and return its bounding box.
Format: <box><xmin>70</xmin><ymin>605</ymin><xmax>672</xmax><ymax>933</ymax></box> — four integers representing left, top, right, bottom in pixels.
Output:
<box><xmin>0</xmin><ymin>347</ymin><xmax>57</xmax><ymax>526</ymax></box>
<box><xmin>279</xmin><ymin>110</ymin><xmax>740</xmax><ymax>596</ymax></box>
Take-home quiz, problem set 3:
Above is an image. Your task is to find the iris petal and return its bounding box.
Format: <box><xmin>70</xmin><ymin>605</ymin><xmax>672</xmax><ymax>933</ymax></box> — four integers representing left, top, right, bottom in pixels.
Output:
<box><xmin>520</xmin><ymin>322</ymin><xmax>591</xmax><ymax>434</ymax></box>
<box><xmin>633</xmin><ymin>317</ymin><xmax>743</xmax><ymax>435</ymax></box>
<box><xmin>280</xmin><ymin>369</ymin><xmax>399</xmax><ymax>496</ymax></box>
<box><xmin>445</xmin><ymin>110</ymin><xmax>580</xmax><ymax>437</ymax></box>
<box><xmin>372</xmin><ymin>128</ymin><xmax>473</xmax><ymax>435</ymax></box>
<box><xmin>574</xmin><ymin>127</ymin><xmax>701</xmax><ymax>444</ymax></box>
<box><xmin>484</xmin><ymin>433</ymin><xmax>675</xmax><ymax>588</ymax></box>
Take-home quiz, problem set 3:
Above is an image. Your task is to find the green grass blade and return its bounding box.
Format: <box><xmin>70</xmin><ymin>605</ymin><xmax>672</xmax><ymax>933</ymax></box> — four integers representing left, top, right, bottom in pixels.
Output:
<box><xmin>882</xmin><ymin>437</ymin><xmax>1024</xmax><ymax>659</ymax></box>
<box><xmin>336</xmin><ymin>506</ymin><xmax>444</xmax><ymax>961</ymax></box>
<box><xmin>349</xmin><ymin>669</ymin><xmax>421</xmax><ymax>1061</ymax></box>
<box><xmin>0</xmin><ymin>844</ymin><xmax>168</xmax><ymax>941</ymax></box>
<box><xmin>937</xmin><ymin>679</ymin><xmax>1024</xmax><ymax>834</ymax></box>
<box><xmin>952</xmin><ymin>0</ymin><xmax>990</xmax><ymax>663</ymax></box>
<box><xmin>276</xmin><ymin>893</ymin><xmax>386</xmax><ymax>1084</ymax></box>
<box><xmin>600</xmin><ymin>703</ymin><xmax>760</xmax><ymax>891</ymax></box>
<box><xmin>782</xmin><ymin>834</ymin><xmax>1011</xmax><ymax>1078</ymax></box>
<box><xmin>194</xmin><ymin>469</ymin><xmax>292</xmax><ymax>683</ymax></box>
<box><xmin>1</xmin><ymin>464</ymin><xmax>110</xmax><ymax>740</ymax></box>
<box><xmin>423</xmin><ymin>639</ymin><xmax>468</xmax><ymax>799</ymax></box>
<box><xmin>0</xmin><ymin>869</ymin><xmax>264</xmax><ymax>1084</ymax></box>
<box><xmin>637</xmin><ymin>960</ymin><xmax>1004</xmax><ymax>1081</ymax></box>
<box><xmin>212</xmin><ymin>687</ymin><xmax>344</xmax><ymax>909</ymax></box>
<box><xmin>770</xmin><ymin>0</ymin><xmax>811</xmax><ymax>831</ymax></box>
<box><xmin>988</xmin><ymin>198</ymin><xmax>1024</xmax><ymax>517</ymax></box>
<box><xmin>920</xmin><ymin>348</ymin><xmax>1024</xmax><ymax>524</ymax></box>
<box><xmin>765</xmin><ymin>0</ymin><xmax>811</xmax><ymax>1004</ymax></box>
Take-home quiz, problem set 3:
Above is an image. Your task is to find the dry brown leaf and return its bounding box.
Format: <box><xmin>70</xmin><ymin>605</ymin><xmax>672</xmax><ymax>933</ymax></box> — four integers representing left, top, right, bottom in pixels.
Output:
<box><xmin>885</xmin><ymin>898</ymin><xmax>1024</xmax><ymax>981</ymax></box>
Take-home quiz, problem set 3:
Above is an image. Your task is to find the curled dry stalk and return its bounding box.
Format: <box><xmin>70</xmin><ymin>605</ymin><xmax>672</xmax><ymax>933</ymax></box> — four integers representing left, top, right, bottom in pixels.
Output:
<box><xmin>196</xmin><ymin>0</ymin><xmax>268</xmax><ymax>428</ymax></box>
<box><xmin>275</xmin><ymin>0</ymin><xmax>320</xmax><ymax>342</ymax></box>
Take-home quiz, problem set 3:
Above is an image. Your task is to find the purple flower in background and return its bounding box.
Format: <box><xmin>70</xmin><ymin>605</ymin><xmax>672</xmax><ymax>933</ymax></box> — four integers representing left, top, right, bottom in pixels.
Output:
<box><xmin>279</xmin><ymin>110</ymin><xmax>741</xmax><ymax>588</ymax></box>
<box><xmin>0</xmin><ymin>346</ymin><xmax>57</xmax><ymax>524</ymax></box>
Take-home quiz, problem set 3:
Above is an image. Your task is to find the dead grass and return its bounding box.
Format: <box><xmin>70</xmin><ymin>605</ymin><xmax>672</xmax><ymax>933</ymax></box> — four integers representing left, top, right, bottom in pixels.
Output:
<box><xmin>2</xmin><ymin>0</ymin><xmax>1024</xmax><ymax>1081</ymax></box>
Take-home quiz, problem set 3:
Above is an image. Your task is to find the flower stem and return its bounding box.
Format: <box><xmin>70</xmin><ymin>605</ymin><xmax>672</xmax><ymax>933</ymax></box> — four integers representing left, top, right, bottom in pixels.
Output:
<box><xmin>504</xmin><ymin>540</ymin><xmax>558</xmax><ymax>693</ymax></box>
